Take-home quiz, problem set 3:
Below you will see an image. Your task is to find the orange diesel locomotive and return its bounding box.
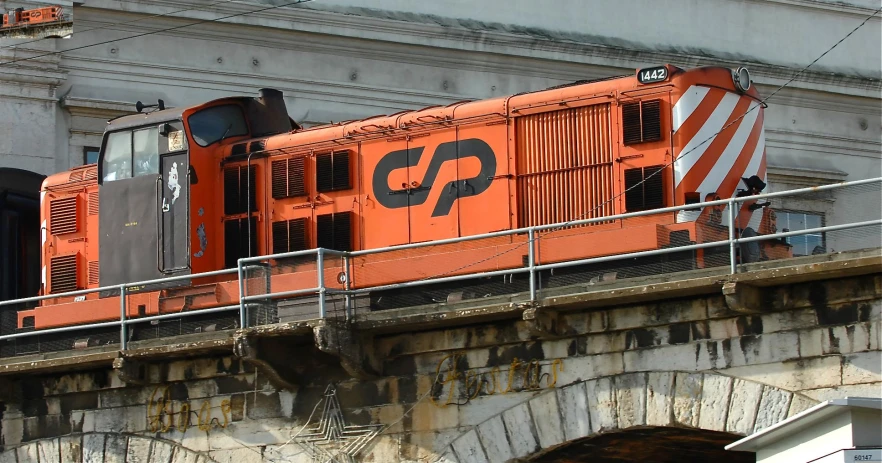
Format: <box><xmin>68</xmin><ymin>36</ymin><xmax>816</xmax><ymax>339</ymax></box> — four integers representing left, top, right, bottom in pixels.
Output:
<box><xmin>16</xmin><ymin>65</ymin><xmax>789</xmax><ymax>341</ymax></box>
<box><xmin>1</xmin><ymin>6</ymin><xmax>64</xmax><ymax>29</ymax></box>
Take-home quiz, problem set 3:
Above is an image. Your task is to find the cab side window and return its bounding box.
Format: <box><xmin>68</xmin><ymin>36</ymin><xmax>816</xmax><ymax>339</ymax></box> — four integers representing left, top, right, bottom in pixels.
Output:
<box><xmin>102</xmin><ymin>128</ymin><xmax>161</xmax><ymax>182</ymax></box>
<box><xmin>133</xmin><ymin>127</ymin><xmax>159</xmax><ymax>178</ymax></box>
<box><xmin>103</xmin><ymin>131</ymin><xmax>132</xmax><ymax>182</ymax></box>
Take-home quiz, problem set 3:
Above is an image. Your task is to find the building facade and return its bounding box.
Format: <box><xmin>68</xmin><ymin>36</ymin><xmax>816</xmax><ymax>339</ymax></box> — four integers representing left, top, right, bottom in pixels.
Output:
<box><xmin>1</xmin><ymin>0</ymin><xmax>880</xmax><ymax>248</ymax></box>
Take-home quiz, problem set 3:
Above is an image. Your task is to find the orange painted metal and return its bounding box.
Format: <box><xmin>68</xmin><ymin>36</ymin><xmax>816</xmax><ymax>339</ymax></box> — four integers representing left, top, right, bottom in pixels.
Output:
<box><xmin>24</xmin><ymin>65</ymin><xmax>792</xmax><ymax>331</ymax></box>
<box><xmin>2</xmin><ymin>6</ymin><xmax>63</xmax><ymax>28</ymax></box>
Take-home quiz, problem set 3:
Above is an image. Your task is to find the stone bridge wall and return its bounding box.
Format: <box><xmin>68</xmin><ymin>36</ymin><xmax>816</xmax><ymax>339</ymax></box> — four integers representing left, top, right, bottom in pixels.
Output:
<box><xmin>0</xmin><ymin>269</ymin><xmax>878</xmax><ymax>462</ymax></box>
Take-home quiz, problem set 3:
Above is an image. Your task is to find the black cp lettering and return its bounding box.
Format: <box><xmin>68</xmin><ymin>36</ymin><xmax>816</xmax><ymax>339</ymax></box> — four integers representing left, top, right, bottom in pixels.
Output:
<box><xmin>372</xmin><ymin>138</ymin><xmax>497</xmax><ymax>217</ymax></box>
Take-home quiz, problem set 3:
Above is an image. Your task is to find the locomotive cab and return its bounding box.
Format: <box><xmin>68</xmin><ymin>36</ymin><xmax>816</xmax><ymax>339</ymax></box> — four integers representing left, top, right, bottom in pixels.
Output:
<box><xmin>97</xmin><ymin>89</ymin><xmax>295</xmax><ymax>290</ymax></box>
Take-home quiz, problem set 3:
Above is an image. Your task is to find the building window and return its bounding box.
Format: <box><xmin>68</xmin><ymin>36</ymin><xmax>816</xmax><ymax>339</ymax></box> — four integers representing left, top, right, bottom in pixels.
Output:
<box><xmin>778</xmin><ymin>210</ymin><xmax>824</xmax><ymax>257</ymax></box>
<box><xmin>83</xmin><ymin>146</ymin><xmax>99</xmax><ymax>165</ymax></box>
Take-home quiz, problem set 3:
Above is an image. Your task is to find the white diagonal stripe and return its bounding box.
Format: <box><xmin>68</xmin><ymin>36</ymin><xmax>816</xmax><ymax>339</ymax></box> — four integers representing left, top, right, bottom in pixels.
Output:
<box><xmin>674</xmin><ymin>92</ymin><xmax>741</xmax><ymax>188</ymax></box>
<box><xmin>696</xmin><ymin>101</ymin><xmax>760</xmax><ymax>195</ymax></box>
<box><xmin>672</xmin><ymin>85</ymin><xmax>710</xmax><ymax>134</ymax></box>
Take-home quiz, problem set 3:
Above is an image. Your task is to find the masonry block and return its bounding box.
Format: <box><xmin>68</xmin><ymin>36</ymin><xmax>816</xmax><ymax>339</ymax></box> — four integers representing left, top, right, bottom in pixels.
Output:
<box><xmin>842</xmin><ymin>352</ymin><xmax>882</xmax><ymax>385</ymax></box>
<box><xmin>673</xmin><ymin>372</ymin><xmax>702</xmax><ymax>428</ymax></box>
<box><xmin>557</xmin><ymin>382</ymin><xmax>591</xmax><ymax>441</ymax></box>
<box><xmin>104</xmin><ymin>434</ymin><xmax>127</xmax><ymax>462</ymax></box>
<box><xmin>725</xmin><ymin>378</ymin><xmax>763</xmax><ymax>435</ymax></box>
<box><xmin>125</xmin><ymin>436</ymin><xmax>152</xmax><ymax>463</ymax></box>
<box><xmin>436</xmin><ymin>449</ymin><xmax>460</xmax><ymax>463</ymax></box>
<box><xmin>585</xmin><ymin>377</ymin><xmax>617</xmax><ymax>433</ymax></box>
<box><xmin>645</xmin><ymin>371</ymin><xmax>675</xmax><ymax>427</ymax></box>
<box><xmin>529</xmin><ymin>391</ymin><xmax>565</xmax><ymax>449</ymax></box>
<box><xmin>149</xmin><ymin>441</ymin><xmax>175</xmax><ymax>463</ymax></box>
<box><xmin>82</xmin><ymin>434</ymin><xmax>105</xmax><ymax>462</ymax></box>
<box><xmin>451</xmin><ymin>430</ymin><xmax>489</xmax><ymax>463</ymax></box>
<box><xmin>59</xmin><ymin>435</ymin><xmax>82</xmax><ymax>463</ymax></box>
<box><xmin>476</xmin><ymin>415</ymin><xmax>513</xmax><ymax>462</ymax></box>
<box><xmin>246</xmin><ymin>391</ymin><xmax>283</xmax><ymax>420</ymax></box>
<box><xmin>788</xmin><ymin>395</ymin><xmax>818</xmax><ymax>417</ymax></box>
<box><xmin>723</xmin><ymin>356</ymin><xmax>843</xmax><ymax>391</ymax></box>
<box><xmin>698</xmin><ymin>374</ymin><xmax>733</xmax><ymax>431</ymax></box>
<box><xmin>614</xmin><ymin>373</ymin><xmax>646</xmax><ymax>429</ymax></box>
<box><xmin>0</xmin><ymin>450</ymin><xmax>15</xmax><ymax>463</ymax></box>
<box><xmin>502</xmin><ymin>402</ymin><xmax>539</xmax><ymax>458</ymax></box>
<box><xmin>37</xmin><ymin>437</ymin><xmax>61</xmax><ymax>463</ymax></box>
<box><xmin>17</xmin><ymin>442</ymin><xmax>39</xmax><ymax>463</ymax></box>
<box><xmin>557</xmin><ymin>352</ymin><xmax>623</xmax><ymax>385</ymax></box>
<box><xmin>754</xmin><ymin>386</ymin><xmax>792</xmax><ymax>432</ymax></box>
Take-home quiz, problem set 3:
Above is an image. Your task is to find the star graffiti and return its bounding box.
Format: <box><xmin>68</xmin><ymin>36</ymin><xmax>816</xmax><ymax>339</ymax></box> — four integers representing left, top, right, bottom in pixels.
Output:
<box><xmin>292</xmin><ymin>384</ymin><xmax>383</xmax><ymax>463</ymax></box>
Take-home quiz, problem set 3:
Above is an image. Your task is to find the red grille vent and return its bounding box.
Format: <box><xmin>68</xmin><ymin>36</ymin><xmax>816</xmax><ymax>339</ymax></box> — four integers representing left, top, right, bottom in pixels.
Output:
<box><xmin>88</xmin><ymin>261</ymin><xmax>99</xmax><ymax>285</ymax></box>
<box><xmin>88</xmin><ymin>192</ymin><xmax>99</xmax><ymax>215</ymax></box>
<box><xmin>50</xmin><ymin>197</ymin><xmax>78</xmax><ymax>235</ymax></box>
<box><xmin>51</xmin><ymin>254</ymin><xmax>79</xmax><ymax>294</ymax></box>
<box><xmin>84</xmin><ymin>167</ymin><xmax>98</xmax><ymax>181</ymax></box>
<box><xmin>271</xmin><ymin>157</ymin><xmax>307</xmax><ymax>199</ymax></box>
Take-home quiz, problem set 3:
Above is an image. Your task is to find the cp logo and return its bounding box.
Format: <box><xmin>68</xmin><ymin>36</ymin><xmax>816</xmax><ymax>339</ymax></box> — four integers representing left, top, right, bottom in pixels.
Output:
<box><xmin>372</xmin><ymin>138</ymin><xmax>497</xmax><ymax>217</ymax></box>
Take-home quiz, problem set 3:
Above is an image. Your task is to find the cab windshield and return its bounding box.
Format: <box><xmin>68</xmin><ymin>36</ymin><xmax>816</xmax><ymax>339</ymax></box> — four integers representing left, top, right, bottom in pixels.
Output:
<box><xmin>188</xmin><ymin>104</ymin><xmax>248</xmax><ymax>147</ymax></box>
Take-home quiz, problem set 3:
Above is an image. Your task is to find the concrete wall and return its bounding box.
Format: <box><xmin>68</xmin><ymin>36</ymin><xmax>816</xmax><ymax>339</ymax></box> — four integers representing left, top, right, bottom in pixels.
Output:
<box><xmin>0</xmin><ymin>270</ymin><xmax>878</xmax><ymax>462</ymax></box>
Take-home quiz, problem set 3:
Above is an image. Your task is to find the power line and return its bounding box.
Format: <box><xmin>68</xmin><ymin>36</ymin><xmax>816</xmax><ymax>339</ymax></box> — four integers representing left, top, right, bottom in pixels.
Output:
<box><xmin>0</xmin><ymin>0</ymin><xmax>313</xmax><ymax>67</ymax></box>
<box><xmin>0</xmin><ymin>0</ymin><xmax>240</xmax><ymax>51</ymax></box>
<box><xmin>418</xmin><ymin>5</ymin><xmax>882</xmax><ymax>281</ymax></box>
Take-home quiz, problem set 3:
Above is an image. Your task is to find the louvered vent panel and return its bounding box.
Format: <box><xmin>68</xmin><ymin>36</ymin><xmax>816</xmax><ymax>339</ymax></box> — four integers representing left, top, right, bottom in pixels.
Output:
<box><xmin>88</xmin><ymin>192</ymin><xmax>99</xmax><ymax>215</ymax></box>
<box><xmin>622</xmin><ymin>102</ymin><xmax>642</xmax><ymax>145</ymax></box>
<box><xmin>316</xmin><ymin>212</ymin><xmax>352</xmax><ymax>252</ymax></box>
<box><xmin>84</xmin><ymin>167</ymin><xmax>98</xmax><ymax>181</ymax></box>
<box><xmin>50</xmin><ymin>254</ymin><xmax>79</xmax><ymax>294</ymax></box>
<box><xmin>69</xmin><ymin>170</ymin><xmax>84</xmax><ymax>182</ymax></box>
<box><xmin>223</xmin><ymin>166</ymin><xmax>257</xmax><ymax>215</ymax></box>
<box><xmin>271</xmin><ymin>157</ymin><xmax>307</xmax><ymax>199</ymax></box>
<box><xmin>515</xmin><ymin>104</ymin><xmax>614</xmax><ymax>228</ymax></box>
<box><xmin>271</xmin><ymin>220</ymin><xmax>288</xmax><ymax>254</ymax></box>
<box><xmin>88</xmin><ymin>261</ymin><xmax>99</xmax><ymax>285</ymax></box>
<box><xmin>272</xmin><ymin>218</ymin><xmax>309</xmax><ymax>254</ymax></box>
<box><xmin>641</xmin><ymin>100</ymin><xmax>662</xmax><ymax>142</ymax></box>
<box><xmin>50</xmin><ymin>197</ymin><xmax>78</xmax><ymax>235</ymax></box>
<box><xmin>624</xmin><ymin>165</ymin><xmax>666</xmax><ymax>212</ymax></box>
<box><xmin>316</xmin><ymin>151</ymin><xmax>351</xmax><ymax>193</ymax></box>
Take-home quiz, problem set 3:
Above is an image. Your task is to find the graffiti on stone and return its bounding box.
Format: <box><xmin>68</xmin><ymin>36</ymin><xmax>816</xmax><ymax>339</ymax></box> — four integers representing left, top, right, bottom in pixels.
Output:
<box><xmin>147</xmin><ymin>385</ymin><xmax>233</xmax><ymax>433</ymax></box>
<box><xmin>431</xmin><ymin>353</ymin><xmax>564</xmax><ymax>407</ymax></box>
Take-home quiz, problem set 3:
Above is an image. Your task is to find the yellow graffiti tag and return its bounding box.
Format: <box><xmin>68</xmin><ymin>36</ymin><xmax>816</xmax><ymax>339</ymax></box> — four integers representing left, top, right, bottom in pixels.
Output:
<box><xmin>430</xmin><ymin>353</ymin><xmax>563</xmax><ymax>407</ymax></box>
<box><xmin>147</xmin><ymin>385</ymin><xmax>232</xmax><ymax>433</ymax></box>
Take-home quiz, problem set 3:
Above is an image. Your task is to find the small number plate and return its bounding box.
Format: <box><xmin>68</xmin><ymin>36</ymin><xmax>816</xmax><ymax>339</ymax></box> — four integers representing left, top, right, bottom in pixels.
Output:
<box><xmin>637</xmin><ymin>66</ymin><xmax>669</xmax><ymax>84</ymax></box>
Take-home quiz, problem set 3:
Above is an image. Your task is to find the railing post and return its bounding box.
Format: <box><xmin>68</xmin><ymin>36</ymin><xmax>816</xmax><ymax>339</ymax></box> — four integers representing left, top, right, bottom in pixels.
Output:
<box><xmin>237</xmin><ymin>259</ymin><xmax>247</xmax><ymax>329</ymax></box>
<box><xmin>317</xmin><ymin>249</ymin><xmax>326</xmax><ymax>318</ymax></box>
<box><xmin>343</xmin><ymin>254</ymin><xmax>352</xmax><ymax>320</ymax></box>
<box><xmin>528</xmin><ymin>228</ymin><xmax>537</xmax><ymax>302</ymax></box>
<box><xmin>119</xmin><ymin>284</ymin><xmax>127</xmax><ymax>351</ymax></box>
<box><xmin>728</xmin><ymin>198</ymin><xmax>737</xmax><ymax>274</ymax></box>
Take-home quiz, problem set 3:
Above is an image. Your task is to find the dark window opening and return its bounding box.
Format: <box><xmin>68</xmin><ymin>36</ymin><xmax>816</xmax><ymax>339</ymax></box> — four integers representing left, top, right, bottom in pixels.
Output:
<box><xmin>622</xmin><ymin>99</ymin><xmax>662</xmax><ymax>145</ymax></box>
<box><xmin>777</xmin><ymin>211</ymin><xmax>825</xmax><ymax>257</ymax></box>
<box><xmin>624</xmin><ymin>165</ymin><xmax>665</xmax><ymax>212</ymax></box>
<box><xmin>223</xmin><ymin>217</ymin><xmax>258</xmax><ymax>269</ymax></box>
<box><xmin>83</xmin><ymin>146</ymin><xmax>99</xmax><ymax>165</ymax></box>
<box><xmin>188</xmin><ymin>104</ymin><xmax>248</xmax><ymax>147</ymax></box>
<box><xmin>316</xmin><ymin>151</ymin><xmax>351</xmax><ymax>193</ymax></box>
<box><xmin>223</xmin><ymin>165</ymin><xmax>257</xmax><ymax>215</ymax></box>
<box><xmin>271</xmin><ymin>157</ymin><xmax>307</xmax><ymax>199</ymax></box>
<box><xmin>272</xmin><ymin>218</ymin><xmax>308</xmax><ymax>254</ymax></box>
<box><xmin>316</xmin><ymin>212</ymin><xmax>352</xmax><ymax>252</ymax></box>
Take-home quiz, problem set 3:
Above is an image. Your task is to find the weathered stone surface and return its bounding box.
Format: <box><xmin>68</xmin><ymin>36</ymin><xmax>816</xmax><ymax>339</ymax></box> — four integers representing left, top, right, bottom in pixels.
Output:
<box><xmin>723</xmin><ymin>356</ymin><xmax>842</xmax><ymax>390</ymax></box>
<box><xmin>754</xmin><ymin>387</ymin><xmax>793</xmax><ymax>432</ymax></box>
<box><xmin>788</xmin><ymin>395</ymin><xmax>818</xmax><ymax>417</ymax></box>
<box><xmin>614</xmin><ymin>373</ymin><xmax>646</xmax><ymax>429</ymax></box>
<box><xmin>104</xmin><ymin>434</ymin><xmax>128</xmax><ymax>462</ymax></box>
<box><xmin>476</xmin><ymin>415</ymin><xmax>513</xmax><ymax>462</ymax></box>
<box><xmin>149</xmin><ymin>441</ymin><xmax>175</xmax><ymax>463</ymax></box>
<box><xmin>842</xmin><ymin>352</ymin><xmax>882</xmax><ymax>385</ymax></box>
<box><xmin>502</xmin><ymin>402</ymin><xmax>539</xmax><ymax>458</ymax></box>
<box><xmin>698</xmin><ymin>375</ymin><xmax>733</xmax><ymax>431</ymax></box>
<box><xmin>801</xmin><ymin>382</ymin><xmax>882</xmax><ymax>401</ymax></box>
<box><xmin>82</xmin><ymin>434</ymin><xmax>105</xmax><ymax>462</ymax></box>
<box><xmin>38</xmin><ymin>438</ymin><xmax>61</xmax><ymax>463</ymax></box>
<box><xmin>59</xmin><ymin>435</ymin><xmax>83</xmax><ymax>463</ymax></box>
<box><xmin>726</xmin><ymin>378</ymin><xmax>764</xmax><ymax>435</ymax></box>
<box><xmin>529</xmin><ymin>391</ymin><xmax>565</xmax><ymax>449</ymax></box>
<box><xmin>585</xmin><ymin>377</ymin><xmax>617</xmax><ymax>433</ymax></box>
<box><xmin>451</xmin><ymin>429</ymin><xmax>489</xmax><ymax>463</ymax></box>
<box><xmin>645</xmin><ymin>372</ymin><xmax>675</xmax><ymax>427</ymax></box>
<box><xmin>673</xmin><ymin>373</ymin><xmax>703</xmax><ymax>428</ymax></box>
<box><xmin>557</xmin><ymin>352</ymin><xmax>624</xmax><ymax>385</ymax></box>
<box><xmin>0</xmin><ymin>450</ymin><xmax>15</xmax><ymax>463</ymax></box>
<box><xmin>126</xmin><ymin>436</ymin><xmax>152</xmax><ymax>463</ymax></box>
<box><xmin>17</xmin><ymin>442</ymin><xmax>40</xmax><ymax>463</ymax></box>
<box><xmin>557</xmin><ymin>382</ymin><xmax>591</xmax><ymax>440</ymax></box>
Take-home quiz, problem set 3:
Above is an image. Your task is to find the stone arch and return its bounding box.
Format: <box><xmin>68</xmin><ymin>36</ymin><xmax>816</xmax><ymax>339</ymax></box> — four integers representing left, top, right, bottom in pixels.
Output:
<box><xmin>1</xmin><ymin>432</ymin><xmax>217</xmax><ymax>463</ymax></box>
<box><xmin>437</xmin><ymin>371</ymin><xmax>819</xmax><ymax>463</ymax></box>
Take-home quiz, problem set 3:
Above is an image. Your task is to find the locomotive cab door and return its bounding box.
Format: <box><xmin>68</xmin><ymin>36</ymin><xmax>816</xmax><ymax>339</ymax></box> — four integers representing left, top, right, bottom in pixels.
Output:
<box><xmin>99</xmin><ymin>122</ymin><xmax>190</xmax><ymax>290</ymax></box>
<box><xmin>159</xmin><ymin>152</ymin><xmax>189</xmax><ymax>273</ymax></box>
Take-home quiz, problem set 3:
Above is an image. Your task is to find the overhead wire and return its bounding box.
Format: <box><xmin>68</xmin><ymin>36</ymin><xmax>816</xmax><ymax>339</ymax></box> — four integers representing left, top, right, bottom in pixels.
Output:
<box><xmin>414</xmin><ymin>5</ymin><xmax>882</xmax><ymax>282</ymax></box>
<box><xmin>0</xmin><ymin>0</ymin><xmax>241</xmax><ymax>51</ymax></box>
<box><xmin>0</xmin><ymin>0</ymin><xmax>314</xmax><ymax>67</ymax></box>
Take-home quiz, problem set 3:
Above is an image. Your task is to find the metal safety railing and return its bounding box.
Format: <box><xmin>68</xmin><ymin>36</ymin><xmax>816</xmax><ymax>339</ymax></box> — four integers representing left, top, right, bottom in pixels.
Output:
<box><xmin>0</xmin><ymin>177</ymin><xmax>879</xmax><ymax>354</ymax></box>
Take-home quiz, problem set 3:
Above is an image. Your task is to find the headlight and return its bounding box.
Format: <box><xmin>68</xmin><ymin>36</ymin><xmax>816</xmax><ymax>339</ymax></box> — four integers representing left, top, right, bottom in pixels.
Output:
<box><xmin>733</xmin><ymin>67</ymin><xmax>751</xmax><ymax>92</ymax></box>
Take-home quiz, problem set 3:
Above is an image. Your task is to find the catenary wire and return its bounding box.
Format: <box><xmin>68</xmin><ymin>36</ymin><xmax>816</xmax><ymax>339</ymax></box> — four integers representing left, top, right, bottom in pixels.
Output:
<box><xmin>0</xmin><ymin>0</ymin><xmax>313</xmax><ymax>67</ymax></box>
<box><xmin>414</xmin><ymin>5</ymin><xmax>882</xmax><ymax>282</ymax></box>
<box><xmin>0</xmin><ymin>0</ymin><xmax>242</xmax><ymax>51</ymax></box>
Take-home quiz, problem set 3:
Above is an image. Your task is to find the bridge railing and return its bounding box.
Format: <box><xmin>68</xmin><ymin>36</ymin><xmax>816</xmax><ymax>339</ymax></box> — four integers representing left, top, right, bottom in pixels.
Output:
<box><xmin>0</xmin><ymin>177</ymin><xmax>879</xmax><ymax>355</ymax></box>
